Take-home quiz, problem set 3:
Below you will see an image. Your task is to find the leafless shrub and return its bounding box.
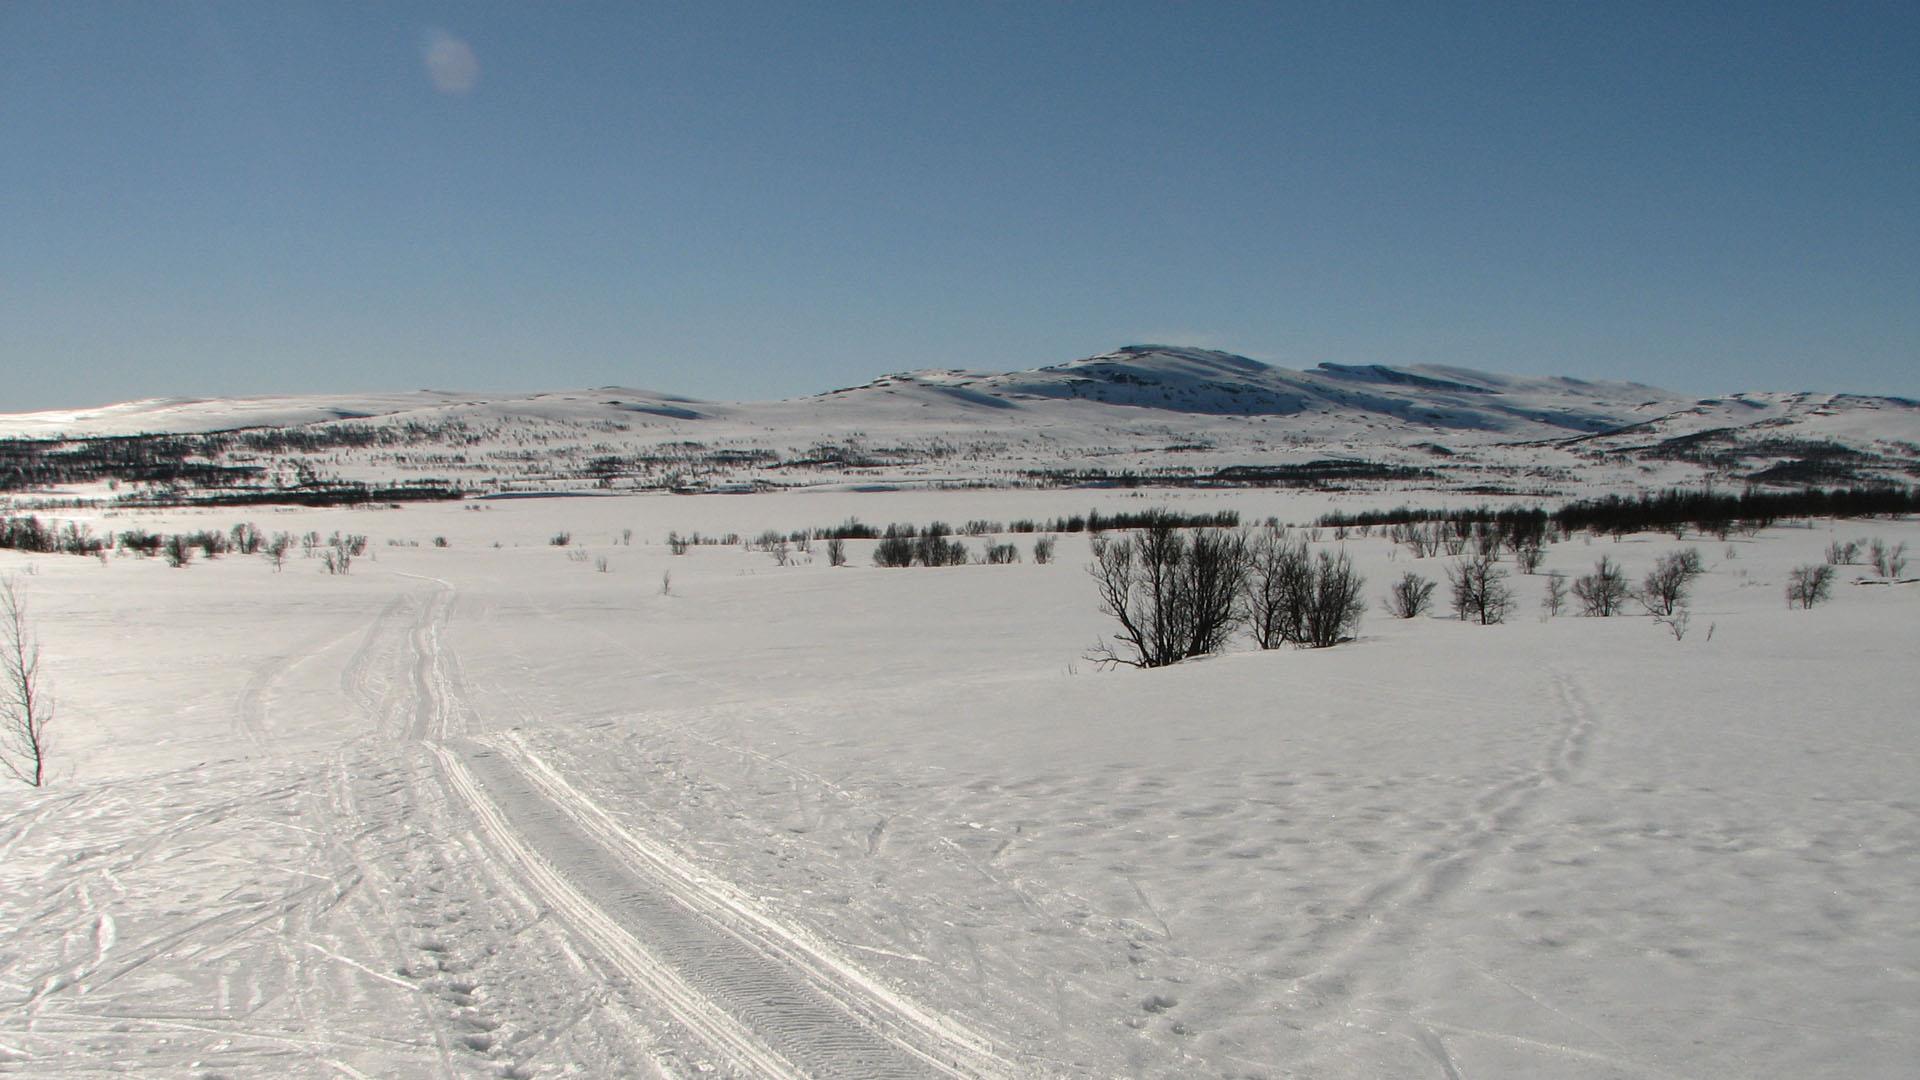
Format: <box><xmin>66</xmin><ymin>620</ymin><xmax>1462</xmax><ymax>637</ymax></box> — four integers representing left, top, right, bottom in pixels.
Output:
<box><xmin>1573</xmin><ymin>556</ymin><xmax>1630</xmax><ymax>616</ymax></box>
<box><xmin>1032</xmin><ymin>536</ymin><xmax>1056</xmax><ymax>565</ymax></box>
<box><xmin>265</xmin><ymin>532</ymin><xmax>293</xmax><ymax>571</ymax></box>
<box><xmin>1398</xmin><ymin>522</ymin><xmax>1444</xmax><ymax>558</ymax></box>
<box><xmin>1654</xmin><ymin>608</ymin><xmax>1692</xmax><ymax>641</ymax></box>
<box><xmin>1089</xmin><ymin>524</ymin><xmax>1246</xmax><ymax>667</ymax></box>
<box><xmin>1638</xmin><ymin>547</ymin><xmax>1704</xmax><ymax>616</ymax></box>
<box><xmin>1243</xmin><ymin>528</ymin><xmax>1309</xmax><ymax>649</ymax></box>
<box><xmin>1515</xmin><ymin>542</ymin><xmax>1545</xmax><ymax>574</ymax></box>
<box><xmin>827</xmin><ymin>537</ymin><xmax>847</xmax><ymax>567</ymax></box>
<box><xmin>915</xmin><ymin>524</ymin><xmax>971</xmax><ymax>567</ymax></box>
<box><xmin>1242</xmin><ymin>530</ymin><xmax>1364</xmax><ymax>648</ymax></box>
<box><xmin>873</xmin><ymin>534</ymin><xmax>915</xmax><ymax>567</ymax></box>
<box><xmin>1447</xmin><ymin>554</ymin><xmax>1515</xmax><ymax>624</ymax></box>
<box><xmin>1785</xmin><ymin>563</ymin><xmax>1835</xmax><ymax>608</ymax></box>
<box><xmin>1542</xmin><ymin>570</ymin><xmax>1568</xmax><ymax>617</ymax></box>
<box><xmin>1869</xmin><ymin>538</ymin><xmax>1908</xmax><ymax>578</ymax></box>
<box><xmin>1385</xmin><ymin>571</ymin><xmax>1436</xmax><ymax>619</ymax></box>
<box><xmin>1298</xmin><ymin>549</ymin><xmax>1367</xmax><ymax>647</ymax></box>
<box><xmin>229</xmin><ymin>523</ymin><xmax>263</xmax><ymax>555</ymax></box>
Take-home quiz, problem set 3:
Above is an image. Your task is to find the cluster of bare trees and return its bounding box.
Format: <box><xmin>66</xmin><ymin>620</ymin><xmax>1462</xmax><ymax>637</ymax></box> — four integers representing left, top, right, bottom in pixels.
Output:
<box><xmin>873</xmin><ymin>524</ymin><xmax>972</xmax><ymax>567</ymax></box>
<box><xmin>110</xmin><ymin>523</ymin><xmax>354</xmax><ymax>574</ymax></box>
<box><xmin>1828</xmin><ymin>536</ymin><xmax>1909</xmax><ymax>579</ymax></box>
<box><xmin>1390</xmin><ymin>519</ymin><xmax>1549</xmax><ymax>565</ymax></box>
<box><xmin>1089</xmin><ymin>523</ymin><xmax>1365</xmax><ymax>668</ymax></box>
<box><xmin>1557</xmin><ymin>549</ymin><xmax>1707</xmax><ymax>619</ymax></box>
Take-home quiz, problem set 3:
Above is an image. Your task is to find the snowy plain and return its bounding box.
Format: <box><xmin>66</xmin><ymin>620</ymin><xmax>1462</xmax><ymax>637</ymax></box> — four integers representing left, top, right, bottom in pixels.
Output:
<box><xmin>2</xmin><ymin>488</ymin><xmax>1917</xmax><ymax>1078</ymax></box>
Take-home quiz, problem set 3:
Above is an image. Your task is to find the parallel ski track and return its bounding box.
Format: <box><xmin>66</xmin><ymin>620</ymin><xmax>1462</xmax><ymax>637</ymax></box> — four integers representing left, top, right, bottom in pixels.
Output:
<box><xmin>396</xmin><ymin>572</ymin><xmax>1012</xmax><ymax>1078</ymax></box>
<box><xmin>489</xmin><ymin>731</ymin><xmax>1014</xmax><ymax>1079</ymax></box>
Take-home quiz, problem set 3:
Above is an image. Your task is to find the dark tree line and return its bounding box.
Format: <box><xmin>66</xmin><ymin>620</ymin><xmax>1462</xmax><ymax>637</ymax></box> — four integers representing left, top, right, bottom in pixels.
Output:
<box><xmin>806</xmin><ymin>508</ymin><xmax>1241</xmax><ymax>544</ymax></box>
<box><xmin>1</xmin><ymin>515</ymin><xmax>107</xmax><ymax>556</ymax></box>
<box><xmin>1319</xmin><ymin>486</ymin><xmax>1918</xmax><ymax>541</ymax></box>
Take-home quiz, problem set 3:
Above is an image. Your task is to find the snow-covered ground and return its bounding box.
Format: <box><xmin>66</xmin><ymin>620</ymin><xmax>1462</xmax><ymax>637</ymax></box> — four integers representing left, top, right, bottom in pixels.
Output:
<box><xmin>2</xmin><ymin>491</ymin><xmax>1916</xmax><ymax>1078</ymax></box>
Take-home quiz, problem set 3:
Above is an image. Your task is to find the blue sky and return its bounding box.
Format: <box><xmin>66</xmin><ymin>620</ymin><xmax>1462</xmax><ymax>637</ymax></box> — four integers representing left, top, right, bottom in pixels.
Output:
<box><xmin>3</xmin><ymin>2</ymin><xmax>1915</xmax><ymax>410</ymax></box>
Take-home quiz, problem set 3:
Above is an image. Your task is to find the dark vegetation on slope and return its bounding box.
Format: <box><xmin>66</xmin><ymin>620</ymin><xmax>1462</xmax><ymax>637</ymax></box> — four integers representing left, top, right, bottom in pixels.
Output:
<box><xmin>1023</xmin><ymin>460</ymin><xmax>1436</xmax><ymax>488</ymax></box>
<box><xmin>1317</xmin><ymin>486</ymin><xmax>1920</xmax><ymax>538</ymax></box>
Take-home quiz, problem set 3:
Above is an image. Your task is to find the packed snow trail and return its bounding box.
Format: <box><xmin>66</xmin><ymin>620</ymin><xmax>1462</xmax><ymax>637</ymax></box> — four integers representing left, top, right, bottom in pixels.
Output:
<box><xmin>398</xmin><ymin>573</ymin><xmax>1015</xmax><ymax>1078</ymax></box>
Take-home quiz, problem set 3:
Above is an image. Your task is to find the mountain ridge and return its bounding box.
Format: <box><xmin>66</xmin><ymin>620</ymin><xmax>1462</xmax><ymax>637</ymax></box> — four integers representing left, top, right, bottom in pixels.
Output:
<box><xmin>1</xmin><ymin>346</ymin><xmax>1915</xmax><ymax>503</ymax></box>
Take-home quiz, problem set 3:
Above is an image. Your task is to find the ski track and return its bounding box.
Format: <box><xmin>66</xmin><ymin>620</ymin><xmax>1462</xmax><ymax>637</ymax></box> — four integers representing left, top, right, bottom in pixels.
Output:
<box><xmin>237</xmin><ymin>619</ymin><xmax>379</xmax><ymax>757</ymax></box>
<box><xmin>396</xmin><ymin>573</ymin><xmax>1015</xmax><ymax>1077</ymax></box>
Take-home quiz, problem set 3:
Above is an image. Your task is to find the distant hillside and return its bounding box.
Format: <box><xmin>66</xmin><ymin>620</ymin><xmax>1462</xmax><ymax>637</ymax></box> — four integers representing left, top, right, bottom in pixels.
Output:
<box><xmin>1</xmin><ymin>346</ymin><xmax>1915</xmax><ymax>505</ymax></box>
<box><xmin>814</xmin><ymin>346</ymin><xmax>1692</xmax><ymax>436</ymax></box>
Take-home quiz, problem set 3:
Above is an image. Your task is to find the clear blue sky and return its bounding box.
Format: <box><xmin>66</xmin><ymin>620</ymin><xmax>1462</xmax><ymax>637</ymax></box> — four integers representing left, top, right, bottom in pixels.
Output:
<box><xmin>3</xmin><ymin>2</ymin><xmax>1915</xmax><ymax>410</ymax></box>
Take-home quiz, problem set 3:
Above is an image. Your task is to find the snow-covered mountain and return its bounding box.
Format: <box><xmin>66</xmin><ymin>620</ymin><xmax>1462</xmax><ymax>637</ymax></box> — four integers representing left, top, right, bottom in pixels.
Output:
<box><xmin>1</xmin><ymin>346</ymin><xmax>1914</xmax><ymax>502</ymax></box>
<box><xmin>818</xmin><ymin>346</ymin><xmax>1690</xmax><ymax>436</ymax></box>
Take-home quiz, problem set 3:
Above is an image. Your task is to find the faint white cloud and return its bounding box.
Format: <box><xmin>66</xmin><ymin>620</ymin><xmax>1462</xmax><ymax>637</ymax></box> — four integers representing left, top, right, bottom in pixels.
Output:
<box><xmin>424</xmin><ymin>30</ymin><xmax>480</xmax><ymax>95</ymax></box>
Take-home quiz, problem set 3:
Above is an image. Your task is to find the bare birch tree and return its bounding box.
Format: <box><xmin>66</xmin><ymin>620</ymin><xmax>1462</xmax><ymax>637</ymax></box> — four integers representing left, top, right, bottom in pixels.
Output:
<box><xmin>1</xmin><ymin>577</ymin><xmax>53</xmax><ymax>787</ymax></box>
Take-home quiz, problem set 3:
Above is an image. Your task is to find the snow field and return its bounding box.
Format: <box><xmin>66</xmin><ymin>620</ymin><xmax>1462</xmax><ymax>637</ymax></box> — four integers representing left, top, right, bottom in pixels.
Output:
<box><xmin>2</xmin><ymin>492</ymin><xmax>1916</xmax><ymax>1077</ymax></box>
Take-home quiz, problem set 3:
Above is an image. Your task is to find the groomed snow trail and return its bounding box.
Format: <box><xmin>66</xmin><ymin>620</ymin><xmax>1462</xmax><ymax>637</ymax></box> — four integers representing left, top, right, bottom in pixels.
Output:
<box><xmin>400</xmin><ymin>574</ymin><xmax>1015</xmax><ymax>1079</ymax></box>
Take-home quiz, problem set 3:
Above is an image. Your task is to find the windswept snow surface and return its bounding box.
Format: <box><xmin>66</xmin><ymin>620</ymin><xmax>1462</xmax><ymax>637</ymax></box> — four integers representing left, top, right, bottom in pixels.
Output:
<box><xmin>2</xmin><ymin>490</ymin><xmax>1917</xmax><ymax>1078</ymax></box>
